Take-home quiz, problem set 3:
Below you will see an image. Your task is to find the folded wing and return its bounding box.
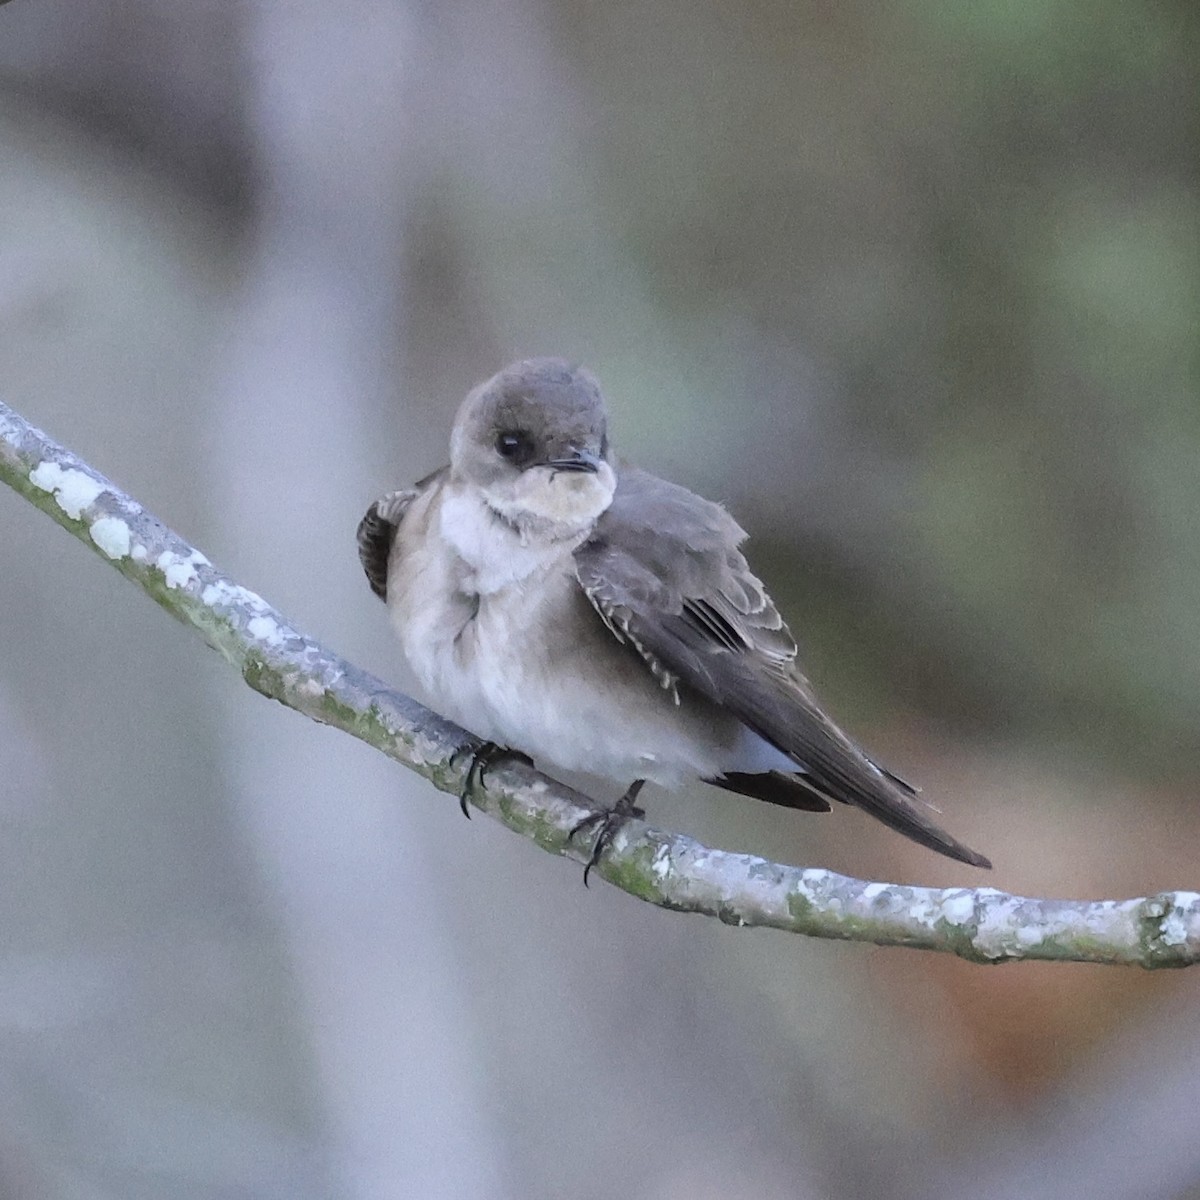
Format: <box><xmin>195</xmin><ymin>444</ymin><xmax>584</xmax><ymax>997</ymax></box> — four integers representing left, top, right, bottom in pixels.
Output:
<box><xmin>357</xmin><ymin>488</ymin><xmax>420</xmax><ymax>601</ymax></box>
<box><xmin>573</xmin><ymin>467</ymin><xmax>990</xmax><ymax>869</ymax></box>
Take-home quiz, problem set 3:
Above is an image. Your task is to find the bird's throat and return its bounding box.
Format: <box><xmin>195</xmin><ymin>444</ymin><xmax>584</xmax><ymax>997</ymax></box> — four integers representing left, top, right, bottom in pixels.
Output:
<box><xmin>440</xmin><ymin>482</ymin><xmax>601</xmax><ymax>594</ymax></box>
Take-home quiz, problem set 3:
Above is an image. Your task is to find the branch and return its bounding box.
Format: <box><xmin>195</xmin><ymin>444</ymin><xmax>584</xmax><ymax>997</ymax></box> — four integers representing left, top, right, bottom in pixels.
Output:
<box><xmin>2</xmin><ymin>400</ymin><xmax>1198</xmax><ymax>967</ymax></box>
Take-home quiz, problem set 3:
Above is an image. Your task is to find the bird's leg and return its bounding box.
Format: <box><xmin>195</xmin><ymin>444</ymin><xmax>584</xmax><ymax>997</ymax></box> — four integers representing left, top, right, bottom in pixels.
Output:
<box><xmin>460</xmin><ymin>742</ymin><xmax>535</xmax><ymax>818</ymax></box>
<box><xmin>569</xmin><ymin>778</ymin><xmax>647</xmax><ymax>887</ymax></box>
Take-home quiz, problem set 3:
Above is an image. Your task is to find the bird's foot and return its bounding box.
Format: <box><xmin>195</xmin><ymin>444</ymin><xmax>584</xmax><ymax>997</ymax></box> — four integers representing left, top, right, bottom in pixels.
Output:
<box><xmin>569</xmin><ymin>779</ymin><xmax>647</xmax><ymax>887</ymax></box>
<box><xmin>460</xmin><ymin>742</ymin><xmax>535</xmax><ymax>817</ymax></box>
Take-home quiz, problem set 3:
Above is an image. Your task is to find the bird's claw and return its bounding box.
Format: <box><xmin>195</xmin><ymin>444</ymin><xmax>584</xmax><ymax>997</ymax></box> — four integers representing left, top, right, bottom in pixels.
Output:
<box><xmin>460</xmin><ymin>742</ymin><xmax>534</xmax><ymax>817</ymax></box>
<box><xmin>569</xmin><ymin>779</ymin><xmax>646</xmax><ymax>887</ymax></box>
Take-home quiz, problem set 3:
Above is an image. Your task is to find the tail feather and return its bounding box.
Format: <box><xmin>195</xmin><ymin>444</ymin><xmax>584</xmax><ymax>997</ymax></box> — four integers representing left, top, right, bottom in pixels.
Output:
<box><xmin>708</xmin><ymin>763</ymin><xmax>991</xmax><ymax>870</ymax></box>
<box><xmin>835</xmin><ymin>773</ymin><xmax>991</xmax><ymax>868</ymax></box>
<box><xmin>708</xmin><ymin>770</ymin><xmax>832</xmax><ymax>813</ymax></box>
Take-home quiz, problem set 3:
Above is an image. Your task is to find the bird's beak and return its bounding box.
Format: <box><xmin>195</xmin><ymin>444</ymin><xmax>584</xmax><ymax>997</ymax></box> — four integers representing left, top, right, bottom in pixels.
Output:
<box><xmin>539</xmin><ymin>448</ymin><xmax>601</xmax><ymax>474</ymax></box>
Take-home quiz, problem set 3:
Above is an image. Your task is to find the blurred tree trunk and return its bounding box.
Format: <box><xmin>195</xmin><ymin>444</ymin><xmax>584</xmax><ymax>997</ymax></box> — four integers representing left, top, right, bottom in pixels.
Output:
<box><xmin>208</xmin><ymin>6</ymin><xmax>509</xmax><ymax>1197</ymax></box>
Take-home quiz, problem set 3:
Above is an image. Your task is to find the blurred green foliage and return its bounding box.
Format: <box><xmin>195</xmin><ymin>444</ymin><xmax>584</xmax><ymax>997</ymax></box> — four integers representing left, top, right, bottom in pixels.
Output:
<box><xmin>522</xmin><ymin>1</ymin><xmax>1200</xmax><ymax>779</ymax></box>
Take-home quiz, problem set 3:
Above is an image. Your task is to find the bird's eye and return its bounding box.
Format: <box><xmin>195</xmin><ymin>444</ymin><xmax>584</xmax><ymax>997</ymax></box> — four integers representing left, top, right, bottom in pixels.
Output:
<box><xmin>495</xmin><ymin>430</ymin><xmax>532</xmax><ymax>462</ymax></box>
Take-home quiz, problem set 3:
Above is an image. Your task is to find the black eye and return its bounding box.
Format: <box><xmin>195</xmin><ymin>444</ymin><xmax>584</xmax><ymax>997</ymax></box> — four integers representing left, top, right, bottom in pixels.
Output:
<box><xmin>495</xmin><ymin>430</ymin><xmax>532</xmax><ymax>462</ymax></box>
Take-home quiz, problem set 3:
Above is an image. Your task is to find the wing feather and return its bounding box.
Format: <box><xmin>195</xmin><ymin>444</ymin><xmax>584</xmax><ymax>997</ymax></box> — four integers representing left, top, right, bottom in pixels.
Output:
<box><xmin>574</xmin><ymin>467</ymin><xmax>990</xmax><ymax>868</ymax></box>
<box><xmin>357</xmin><ymin>468</ymin><xmax>447</xmax><ymax>602</ymax></box>
<box><xmin>357</xmin><ymin>489</ymin><xmax>418</xmax><ymax>602</ymax></box>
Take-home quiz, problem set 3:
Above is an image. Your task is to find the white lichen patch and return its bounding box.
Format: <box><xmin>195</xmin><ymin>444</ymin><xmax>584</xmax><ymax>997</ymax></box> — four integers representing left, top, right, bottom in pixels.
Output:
<box><xmin>940</xmin><ymin>889</ymin><xmax>976</xmax><ymax>925</ymax></box>
<box><xmin>131</xmin><ymin>544</ymin><xmax>149</xmax><ymax>562</ymax></box>
<box><xmin>201</xmin><ymin>582</ymin><xmax>230</xmax><ymax>607</ymax></box>
<box><xmin>651</xmin><ymin>843</ymin><xmax>672</xmax><ymax>883</ymax></box>
<box><xmin>893</xmin><ymin>889</ymin><xmax>944</xmax><ymax>927</ymax></box>
<box><xmin>1161</xmin><ymin>912</ymin><xmax>1190</xmax><ymax>947</ymax></box>
<box><xmin>200</xmin><ymin>579</ymin><xmax>270</xmax><ymax>613</ymax></box>
<box><xmin>1160</xmin><ymin>892</ymin><xmax>1200</xmax><ymax>947</ymax></box>
<box><xmin>247</xmin><ymin>615</ymin><xmax>285</xmax><ymax>645</ymax></box>
<box><xmin>29</xmin><ymin>462</ymin><xmax>105</xmax><ymax>519</ymax></box>
<box><xmin>155</xmin><ymin>549</ymin><xmax>205</xmax><ymax>590</ymax></box>
<box><xmin>793</xmin><ymin>870</ymin><xmax>829</xmax><ymax>905</ymax></box>
<box><xmin>972</xmin><ymin>893</ymin><xmax>1028</xmax><ymax>959</ymax></box>
<box><xmin>89</xmin><ymin>516</ymin><xmax>132</xmax><ymax>560</ymax></box>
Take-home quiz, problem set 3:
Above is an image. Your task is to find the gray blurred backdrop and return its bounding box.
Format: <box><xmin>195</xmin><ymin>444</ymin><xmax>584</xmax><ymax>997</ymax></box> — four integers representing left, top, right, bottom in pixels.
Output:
<box><xmin>1</xmin><ymin>3</ymin><xmax>1199</xmax><ymax>1198</ymax></box>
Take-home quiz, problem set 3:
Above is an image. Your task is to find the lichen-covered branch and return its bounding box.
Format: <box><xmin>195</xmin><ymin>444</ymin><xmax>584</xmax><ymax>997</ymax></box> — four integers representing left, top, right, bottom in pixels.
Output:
<box><xmin>1</xmin><ymin>399</ymin><xmax>1198</xmax><ymax>967</ymax></box>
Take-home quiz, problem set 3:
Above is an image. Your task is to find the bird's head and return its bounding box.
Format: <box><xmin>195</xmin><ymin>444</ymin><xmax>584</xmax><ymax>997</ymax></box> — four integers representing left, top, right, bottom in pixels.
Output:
<box><xmin>450</xmin><ymin>358</ymin><xmax>617</xmax><ymax>536</ymax></box>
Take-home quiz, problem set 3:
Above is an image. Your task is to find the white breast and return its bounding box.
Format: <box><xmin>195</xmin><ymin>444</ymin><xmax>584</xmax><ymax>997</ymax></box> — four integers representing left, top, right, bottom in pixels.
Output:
<box><xmin>437</xmin><ymin>485</ymin><xmax>579</xmax><ymax>595</ymax></box>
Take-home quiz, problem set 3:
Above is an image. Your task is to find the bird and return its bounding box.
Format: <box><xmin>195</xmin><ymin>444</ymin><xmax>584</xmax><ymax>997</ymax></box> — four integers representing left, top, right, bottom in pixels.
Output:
<box><xmin>357</xmin><ymin>357</ymin><xmax>991</xmax><ymax>878</ymax></box>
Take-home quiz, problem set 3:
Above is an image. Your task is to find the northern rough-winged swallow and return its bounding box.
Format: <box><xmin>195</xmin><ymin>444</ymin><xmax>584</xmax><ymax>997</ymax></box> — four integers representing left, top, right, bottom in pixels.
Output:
<box><xmin>358</xmin><ymin>358</ymin><xmax>990</xmax><ymax>877</ymax></box>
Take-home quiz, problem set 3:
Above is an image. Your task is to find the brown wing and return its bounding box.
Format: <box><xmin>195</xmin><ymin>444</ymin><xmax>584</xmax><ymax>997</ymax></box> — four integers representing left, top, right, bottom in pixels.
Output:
<box><xmin>574</xmin><ymin>467</ymin><xmax>990</xmax><ymax>869</ymax></box>
<box><xmin>357</xmin><ymin>489</ymin><xmax>419</xmax><ymax>601</ymax></box>
<box><xmin>357</xmin><ymin>468</ymin><xmax>447</xmax><ymax>602</ymax></box>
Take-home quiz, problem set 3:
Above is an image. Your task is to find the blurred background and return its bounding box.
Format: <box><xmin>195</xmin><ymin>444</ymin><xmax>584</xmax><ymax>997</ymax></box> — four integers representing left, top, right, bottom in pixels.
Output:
<box><xmin>1</xmin><ymin>1</ymin><xmax>1198</xmax><ymax>1197</ymax></box>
